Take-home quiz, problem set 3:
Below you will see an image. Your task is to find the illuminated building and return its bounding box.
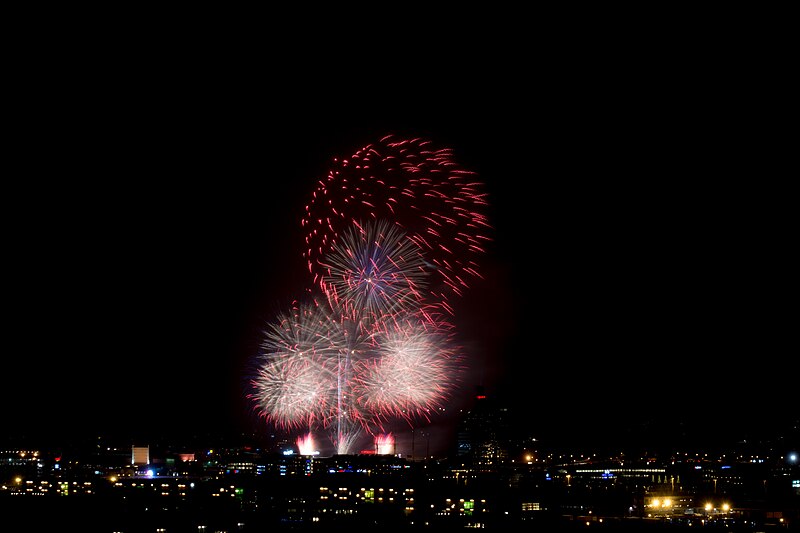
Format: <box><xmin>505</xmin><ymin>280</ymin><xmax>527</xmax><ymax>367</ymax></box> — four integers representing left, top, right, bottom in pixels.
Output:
<box><xmin>0</xmin><ymin>450</ymin><xmax>43</xmax><ymax>479</ymax></box>
<box><xmin>456</xmin><ymin>390</ymin><xmax>510</xmax><ymax>468</ymax></box>
<box><xmin>132</xmin><ymin>446</ymin><xmax>150</xmax><ymax>465</ymax></box>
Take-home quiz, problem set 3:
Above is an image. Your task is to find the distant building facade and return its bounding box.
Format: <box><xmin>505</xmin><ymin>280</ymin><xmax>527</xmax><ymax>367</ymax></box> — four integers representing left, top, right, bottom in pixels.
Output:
<box><xmin>131</xmin><ymin>446</ymin><xmax>149</xmax><ymax>465</ymax></box>
<box><xmin>456</xmin><ymin>390</ymin><xmax>511</xmax><ymax>468</ymax></box>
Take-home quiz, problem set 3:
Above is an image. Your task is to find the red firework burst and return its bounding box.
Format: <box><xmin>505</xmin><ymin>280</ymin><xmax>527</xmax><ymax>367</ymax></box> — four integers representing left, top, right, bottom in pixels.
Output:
<box><xmin>302</xmin><ymin>135</ymin><xmax>491</xmax><ymax>316</ymax></box>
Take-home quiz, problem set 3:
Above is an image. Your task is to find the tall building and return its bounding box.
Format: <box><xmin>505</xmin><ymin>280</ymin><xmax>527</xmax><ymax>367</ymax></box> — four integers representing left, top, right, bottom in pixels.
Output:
<box><xmin>456</xmin><ymin>389</ymin><xmax>510</xmax><ymax>468</ymax></box>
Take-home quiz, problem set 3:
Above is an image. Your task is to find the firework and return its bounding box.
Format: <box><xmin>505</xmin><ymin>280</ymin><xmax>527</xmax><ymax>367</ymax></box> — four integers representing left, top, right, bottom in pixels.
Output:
<box><xmin>374</xmin><ymin>433</ymin><xmax>395</xmax><ymax>455</ymax></box>
<box><xmin>251</xmin><ymin>300</ymin><xmax>460</xmax><ymax>449</ymax></box>
<box><xmin>353</xmin><ymin>316</ymin><xmax>460</xmax><ymax>426</ymax></box>
<box><xmin>302</xmin><ymin>135</ymin><xmax>491</xmax><ymax>315</ymax></box>
<box><xmin>249</xmin><ymin>300</ymin><xmax>343</xmax><ymax>429</ymax></box>
<box><xmin>332</xmin><ymin>426</ymin><xmax>362</xmax><ymax>456</ymax></box>
<box><xmin>320</xmin><ymin>219</ymin><xmax>428</xmax><ymax>322</ymax></box>
<box><xmin>250</xmin><ymin>294</ymin><xmax>376</xmax><ymax>449</ymax></box>
<box><xmin>296</xmin><ymin>433</ymin><xmax>317</xmax><ymax>456</ymax></box>
<box><xmin>251</xmin><ymin>135</ymin><xmax>488</xmax><ymax>455</ymax></box>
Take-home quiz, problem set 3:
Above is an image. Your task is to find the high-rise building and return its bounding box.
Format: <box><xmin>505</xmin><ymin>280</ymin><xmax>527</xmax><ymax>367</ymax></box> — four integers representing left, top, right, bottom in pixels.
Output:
<box><xmin>456</xmin><ymin>389</ymin><xmax>510</xmax><ymax>468</ymax></box>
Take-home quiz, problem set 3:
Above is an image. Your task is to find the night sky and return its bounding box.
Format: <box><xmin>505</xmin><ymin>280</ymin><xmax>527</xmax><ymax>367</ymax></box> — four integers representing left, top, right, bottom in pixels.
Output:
<box><xmin>4</xmin><ymin>53</ymin><xmax>794</xmax><ymax>453</ymax></box>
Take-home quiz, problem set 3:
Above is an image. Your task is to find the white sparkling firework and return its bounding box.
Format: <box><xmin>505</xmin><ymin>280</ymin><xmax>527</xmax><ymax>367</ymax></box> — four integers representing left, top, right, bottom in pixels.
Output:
<box><xmin>354</xmin><ymin>317</ymin><xmax>459</xmax><ymax>425</ymax></box>
<box><xmin>333</xmin><ymin>427</ymin><xmax>362</xmax><ymax>456</ymax></box>
<box><xmin>250</xmin><ymin>301</ymin><xmax>343</xmax><ymax>429</ymax></box>
<box><xmin>320</xmin><ymin>219</ymin><xmax>429</xmax><ymax>322</ymax></box>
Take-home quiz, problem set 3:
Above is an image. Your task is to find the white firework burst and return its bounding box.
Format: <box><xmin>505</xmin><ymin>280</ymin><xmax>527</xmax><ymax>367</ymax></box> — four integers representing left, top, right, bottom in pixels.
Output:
<box><xmin>320</xmin><ymin>219</ymin><xmax>429</xmax><ymax>323</ymax></box>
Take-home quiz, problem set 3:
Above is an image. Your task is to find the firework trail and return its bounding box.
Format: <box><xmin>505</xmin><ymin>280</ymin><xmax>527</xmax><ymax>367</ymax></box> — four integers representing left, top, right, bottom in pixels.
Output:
<box><xmin>251</xmin><ymin>135</ymin><xmax>488</xmax><ymax>455</ymax></box>
<box><xmin>333</xmin><ymin>427</ymin><xmax>362</xmax><ymax>456</ymax></box>
<box><xmin>302</xmin><ymin>135</ymin><xmax>491</xmax><ymax>316</ymax></box>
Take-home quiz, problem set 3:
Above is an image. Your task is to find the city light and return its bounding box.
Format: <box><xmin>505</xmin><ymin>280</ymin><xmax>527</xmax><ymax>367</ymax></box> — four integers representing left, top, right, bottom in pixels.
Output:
<box><xmin>0</xmin><ymin>439</ymin><xmax>793</xmax><ymax>530</ymax></box>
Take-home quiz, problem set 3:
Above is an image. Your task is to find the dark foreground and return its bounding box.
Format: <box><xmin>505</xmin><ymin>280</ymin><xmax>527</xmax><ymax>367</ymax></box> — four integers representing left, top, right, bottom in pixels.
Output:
<box><xmin>2</xmin><ymin>498</ymin><xmax>796</xmax><ymax>533</ymax></box>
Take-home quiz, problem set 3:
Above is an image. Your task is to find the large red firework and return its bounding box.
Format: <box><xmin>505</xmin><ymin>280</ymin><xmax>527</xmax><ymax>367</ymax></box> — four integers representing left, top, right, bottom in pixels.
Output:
<box><xmin>302</xmin><ymin>135</ymin><xmax>491</xmax><ymax>316</ymax></box>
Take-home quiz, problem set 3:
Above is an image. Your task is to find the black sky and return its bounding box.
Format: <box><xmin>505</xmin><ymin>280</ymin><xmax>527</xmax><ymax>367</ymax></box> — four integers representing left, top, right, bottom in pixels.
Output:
<box><xmin>3</xmin><ymin>45</ymin><xmax>795</xmax><ymax>452</ymax></box>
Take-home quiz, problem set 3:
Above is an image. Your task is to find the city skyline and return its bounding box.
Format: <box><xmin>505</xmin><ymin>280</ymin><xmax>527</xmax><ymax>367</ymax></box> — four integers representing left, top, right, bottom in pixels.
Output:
<box><xmin>4</xmin><ymin>425</ymin><xmax>798</xmax><ymax>533</ymax></box>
